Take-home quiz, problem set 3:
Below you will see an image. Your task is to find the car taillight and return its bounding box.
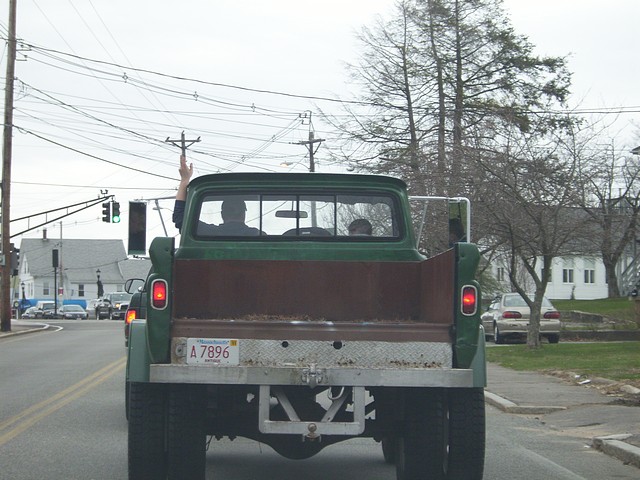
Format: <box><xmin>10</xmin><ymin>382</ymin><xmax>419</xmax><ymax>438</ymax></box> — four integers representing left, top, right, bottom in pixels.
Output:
<box><xmin>544</xmin><ymin>311</ymin><xmax>561</xmax><ymax>319</ymax></box>
<box><xmin>125</xmin><ymin>308</ymin><xmax>137</xmax><ymax>325</ymax></box>
<box><xmin>151</xmin><ymin>279</ymin><xmax>168</xmax><ymax>310</ymax></box>
<box><xmin>502</xmin><ymin>311</ymin><xmax>522</xmax><ymax>319</ymax></box>
<box><xmin>461</xmin><ymin>285</ymin><xmax>478</xmax><ymax>315</ymax></box>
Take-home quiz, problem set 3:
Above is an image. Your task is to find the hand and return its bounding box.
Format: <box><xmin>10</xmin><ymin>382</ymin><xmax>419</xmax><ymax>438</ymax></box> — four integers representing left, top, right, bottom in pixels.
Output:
<box><xmin>176</xmin><ymin>155</ymin><xmax>193</xmax><ymax>201</ymax></box>
<box><xmin>179</xmin><ymin>154</ymin><xmax>193</xmax><ymax>183</ymax></box>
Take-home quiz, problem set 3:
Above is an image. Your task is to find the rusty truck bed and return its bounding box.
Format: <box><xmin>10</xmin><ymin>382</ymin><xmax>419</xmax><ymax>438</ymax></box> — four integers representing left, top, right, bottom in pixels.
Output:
<box><xmin>171</xmin><ymin>250</ymin><xmax>455</xmax><ymax>343</ymax></box>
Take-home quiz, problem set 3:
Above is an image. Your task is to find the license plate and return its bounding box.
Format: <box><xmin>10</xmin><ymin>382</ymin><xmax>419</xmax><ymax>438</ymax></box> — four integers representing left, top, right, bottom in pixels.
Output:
<box><xmin>186</xmin><ymin>338</ymin><xmax>239</xmax><ymax>365</ymax></box>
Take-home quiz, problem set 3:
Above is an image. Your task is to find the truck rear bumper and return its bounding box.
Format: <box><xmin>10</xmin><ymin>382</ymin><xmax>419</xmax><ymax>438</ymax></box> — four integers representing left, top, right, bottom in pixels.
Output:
<box><xmin>149</xmin><ymin>364</ymin><xmax>474</xmax><ymax>388</ymax></box>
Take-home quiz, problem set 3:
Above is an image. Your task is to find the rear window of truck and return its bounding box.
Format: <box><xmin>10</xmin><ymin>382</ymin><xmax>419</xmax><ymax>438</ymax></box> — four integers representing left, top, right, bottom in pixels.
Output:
<box><xmin>192</xmin><ymin>192</ymin><xmax>402</xmax><ymax>240</ymax></box>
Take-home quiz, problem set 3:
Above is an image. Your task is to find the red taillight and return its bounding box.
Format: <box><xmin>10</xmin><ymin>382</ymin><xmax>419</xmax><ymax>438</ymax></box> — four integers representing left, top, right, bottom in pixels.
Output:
<box><xmin>544</xmin><ymin>311</ymin><xmax>561</xmax><ymax>319</ymax></box>
<box><xmin>502</xmin><ymin>311</ymin><xmax>522</xmax><ymax>319</ymax></box>
<box><xmin>125</xmin><ymin>308</ymin><xmax>137</xmax><ymax>325</ymax></box>
<box><xmin>461</xmin><ymin>286</ymin><xmax>478</xmax><ymax>315</ymax></box>
<box><xmin>151</xmin><ymin>280</ymin><xmax>168</xmax><ymax>310</ymax></box>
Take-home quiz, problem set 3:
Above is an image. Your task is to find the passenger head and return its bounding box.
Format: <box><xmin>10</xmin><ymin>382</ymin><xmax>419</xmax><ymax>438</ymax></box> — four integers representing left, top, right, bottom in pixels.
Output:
<box><xmin>221</xmin><ymin>199</ymin><xmax>247</xmax><ymax>223</ymax></box>
<box><xmin>348</xmin><ymin>218</ymin><xmax>372</xmax><ymax>236</ymax></box>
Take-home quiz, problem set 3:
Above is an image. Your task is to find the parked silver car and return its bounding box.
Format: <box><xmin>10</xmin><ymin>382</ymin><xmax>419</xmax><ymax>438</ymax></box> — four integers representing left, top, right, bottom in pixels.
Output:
<box><xmin>481</xmin><ymin>293</ymin><xmax>560</xmax><ymax>344</ymax></box>
<box><xmin>22</xmin><ymin>306</ymin><xmax>44</xmax><ymax>319</ymax></box>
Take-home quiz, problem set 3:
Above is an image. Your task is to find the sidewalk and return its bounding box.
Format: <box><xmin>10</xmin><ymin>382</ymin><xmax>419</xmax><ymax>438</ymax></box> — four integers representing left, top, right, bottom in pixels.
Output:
<box><xmin>486</xmin><ymin>362</ymin><xmax>640</xmax><ymax>468</ymax></box>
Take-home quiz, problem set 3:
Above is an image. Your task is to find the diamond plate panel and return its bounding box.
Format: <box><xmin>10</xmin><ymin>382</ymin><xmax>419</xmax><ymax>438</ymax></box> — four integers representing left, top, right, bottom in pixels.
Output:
<box><xmin>173</xmin><ymin>337</ymin><xmax>451</xmax><ymax>368</ymax></box>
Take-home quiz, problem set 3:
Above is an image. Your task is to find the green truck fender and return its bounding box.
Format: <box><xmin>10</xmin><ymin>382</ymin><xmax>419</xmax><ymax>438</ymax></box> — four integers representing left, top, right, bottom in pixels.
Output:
<box><xmin>126</xmin><ymin>319</ymin><xmax>151</xmax><ymax>383</ymax></box>
<box><xmin>146</xmin><ymin>236</ymin><xmax>174</xmax><ymax>364</ymax></box>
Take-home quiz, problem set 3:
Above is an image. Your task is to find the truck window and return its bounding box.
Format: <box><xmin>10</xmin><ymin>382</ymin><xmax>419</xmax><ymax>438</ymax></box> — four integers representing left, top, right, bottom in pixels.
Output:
<box><xmin>193</xmin><ymin>192</ymin><xmax>401</xmax><ymax>240</ymax></box>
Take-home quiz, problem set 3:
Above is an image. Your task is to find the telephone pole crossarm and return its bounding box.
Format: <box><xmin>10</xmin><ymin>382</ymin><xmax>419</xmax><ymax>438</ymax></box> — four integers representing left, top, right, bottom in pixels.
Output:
<box><xmin>296</xmin><ymin>131</ymin><xmax>324</xmax><ymax>173</ymax></box>
<box><xmin>165</xmin><ymin>131</ymin><xmax>201</xmax><ymax>156</ymax></box>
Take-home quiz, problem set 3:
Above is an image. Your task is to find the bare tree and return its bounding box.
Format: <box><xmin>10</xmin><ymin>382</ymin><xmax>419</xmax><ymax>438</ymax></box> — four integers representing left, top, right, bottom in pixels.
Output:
<box><xmin>473</xmin><ymin>123</ymin><xmax>588</xmax><ymax>348</ymax></box>
<box><xmin>325</xmin><ymin>0</ymin><xmax>572</xmax><ymax>199</ymax></box>
<box><xmin>557</xmin><ymin>126</ymin><xmax>640</xmax><ymax>297</ymax></box>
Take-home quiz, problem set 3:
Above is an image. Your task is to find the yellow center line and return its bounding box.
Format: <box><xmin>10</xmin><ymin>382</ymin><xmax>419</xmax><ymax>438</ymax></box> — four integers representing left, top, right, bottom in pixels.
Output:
<box><xmin>0</xmin><ymin>356</ymin><xmax>126</xmax><ymax>446</ymax></box>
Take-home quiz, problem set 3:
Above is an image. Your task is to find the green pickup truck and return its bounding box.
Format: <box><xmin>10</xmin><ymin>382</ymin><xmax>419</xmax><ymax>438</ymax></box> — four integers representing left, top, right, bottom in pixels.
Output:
<box><xmin>125</xmin><ymin>172</ymin><xmax>485</xmax><ymax>480</ymax></box>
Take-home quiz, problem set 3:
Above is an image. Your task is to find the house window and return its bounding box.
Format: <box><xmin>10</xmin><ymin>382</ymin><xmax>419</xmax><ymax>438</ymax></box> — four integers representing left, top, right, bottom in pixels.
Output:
<box><xmin>541</xmin><ymin>268</ymin><xmax>552</xmax><ymax>282</ymax></box>
<box><xmin>43</xmin><ymin>282</ymin><xmax>50</xmax><ymax>296</ymax></box>
<box><xmin>497</xmin><ymin>267</ymin><xmax>505</xmax><ymax>281</ymax></box>
<box><xmin>584</xmin><ymin>259</ymin><xmax>595</xmax><ymax>284</ymax></box>
<box><xmin>584</xmin><ymin>270</ymin><xmax>595</xmax><ymax>284</ymax></box>
<box><xmin>562</xmin><ymin>258</ymin><xmax>574</xmax><ymax>284</ymax></box>
<box><xmin>78</xmin><ymin>284</ymin><xmax>85</xmax><ymax>297</ymax></box>
<box><xmin>563</xmin><ymin>269</ymin><xmax>574</xmax><ymax>283</ymax></box>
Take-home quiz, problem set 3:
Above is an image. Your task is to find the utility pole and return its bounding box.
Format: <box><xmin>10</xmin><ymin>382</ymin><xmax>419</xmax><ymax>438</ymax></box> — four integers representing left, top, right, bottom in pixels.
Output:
<box><xmin>297</xmin><ymin>130</ymin><xmax>324</xmax><ymax>173</ymax></box>
<box><xmin>1</xmin><ymin>0</ymin><xmax>17</xmax><ymax>332</ymax></box>
<box><xmin>165</xmin><ymin>131</ymin><xmax>201</xmax><ymax>156</ymax></box>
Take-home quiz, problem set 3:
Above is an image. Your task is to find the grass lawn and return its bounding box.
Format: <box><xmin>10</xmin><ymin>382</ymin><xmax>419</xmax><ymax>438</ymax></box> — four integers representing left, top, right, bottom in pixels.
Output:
<box><xmin>486</xmin><ymin>342</ymin><xmax>640</xmax><ymax>384</ymax></box>
<box><xmin>552</xmin><ymin>297</ymin><xmax>636</xmax><ymax>322</ymax></box>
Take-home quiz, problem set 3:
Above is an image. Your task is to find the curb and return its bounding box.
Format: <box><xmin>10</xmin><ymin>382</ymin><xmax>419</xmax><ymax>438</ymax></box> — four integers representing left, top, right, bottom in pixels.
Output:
<box><xmin>593</xmin><ymin>435</ymin><xmax>640</xmax><ymax>468</ymax></box>
<box><xmin>485</xmin><ymin>390</ymin><xmax>640</xmax><ymax>469</ymax></box>
<box><xmin>484</xmin><ymin>390</ymin><xmax>566</xmax><ymax>414</ymax></box>
<box><xmin>0</xmin><ymin>324</ymin><xmax>50</xmax><ymax>338</ymax></box>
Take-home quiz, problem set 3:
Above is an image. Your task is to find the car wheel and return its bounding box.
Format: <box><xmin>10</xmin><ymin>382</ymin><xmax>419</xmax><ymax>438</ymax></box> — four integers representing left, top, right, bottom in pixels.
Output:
<box><xmin>493</xmin><ymin>323</ymin><xmax>504</xmax><ymax>344</ymax></box>
<box><xmin>547</xmin><ymin>334</ymin><xmax>560</xmax><ymax>344</ymax></box>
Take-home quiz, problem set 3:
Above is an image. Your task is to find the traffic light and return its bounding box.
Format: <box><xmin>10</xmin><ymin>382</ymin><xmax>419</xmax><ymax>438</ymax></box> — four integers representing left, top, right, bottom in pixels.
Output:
<box><xmin>10</xmin><ymin>243</ymin><xmax>19</xmax><ymax>276</ymax></box>
<box><xmin>102</xmin><ymin>202</ymin><xmax>111</xmax><ymax>223</ymax></box>
<box><xmin>111</xmin><ymin>202</ymin><xmax>121</xmax><ymax>223</ymax></box>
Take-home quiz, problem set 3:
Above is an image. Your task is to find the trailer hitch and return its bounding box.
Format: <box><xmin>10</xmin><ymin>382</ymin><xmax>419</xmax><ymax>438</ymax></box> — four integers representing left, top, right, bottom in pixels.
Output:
<box><xmin>302</xmin><ymin>364</ymin><xmax>324</xmax><ymax>388</ymax></box>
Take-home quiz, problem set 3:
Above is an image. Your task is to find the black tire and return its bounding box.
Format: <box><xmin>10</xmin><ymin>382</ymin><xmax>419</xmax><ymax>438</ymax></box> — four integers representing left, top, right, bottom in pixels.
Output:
<box><xmin>128</xmin><ymin>382</ymin><xmax>166</xmax><ymax>480</ymax></box>
<box><xmin>446</xmin><ymin>388</ymin><xmax>485</xmax><ymax>480</ymax></box>
<box><xmin>395</xmin><ymin>388</ymin><xmax>446</xmax><ymax>480</ymax></box>
<box><xmin>494</xmin><ymin>323</ymin><xmax>504</xmax><ymax>344</ymax></box>
<box><xmin>381</xmin><ymin>437</ymin><xmax>396</xmax><ymax>464</ymax></box>
<box><xmin>547</xmin><ymin>334</ymin><xmax>560</xmax><ymax>344</ymax></box>
<box><xmin>167</xmin><ymin>385</ymin><xmax>206</xmax><ymax>480</ymax></box>
<box><xmin>125</xmin><ymin>381</ymin><xmax>130</xmax><ymax>421</ymax></box>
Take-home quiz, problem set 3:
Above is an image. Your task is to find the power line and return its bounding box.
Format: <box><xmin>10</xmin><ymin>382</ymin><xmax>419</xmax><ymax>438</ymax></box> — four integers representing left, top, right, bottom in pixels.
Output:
<box><xmin>19</xmin><ymin>128</ymin><xmax>178</xmax><ymax>181</ymax></box>
<box><xmin>22</xmin><ymin>42</ymin><xmax>372</xmax><ymax>106</ymax></box>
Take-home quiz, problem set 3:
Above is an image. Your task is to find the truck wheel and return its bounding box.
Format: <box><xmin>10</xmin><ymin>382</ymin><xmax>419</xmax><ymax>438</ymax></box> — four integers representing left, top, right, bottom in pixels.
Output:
<box><xmin>395</xmin><ymin>388</ymin><xmax>446</xmax><ymax>480</ymax></box>
<box><xmin>167</xmin><ymin>385</ymin><xmax>206</xmax><ymax>480</ymax></box>
<box><xmin>381</xmin><ymin>437</ymin><xmax>396</xmax><ymax>464</ymax></box>
<box><xmin>446</xmin><ymin>388</ymin><xmax>485</xmax><ymax>480</ymax></box>
<box><xmin>128</xmin><ymin>382</ymin><xmax>166</xmax><ymax>480</ymax></box>
<box><xmin>125</xmin><ymin>381</ymin><xmax>130</xmax><ymax>421</ymax></box>
<box><xmin>493</xmin><ymin>323</ymin><xmax>504</xmax><ymax>344</ymax></box>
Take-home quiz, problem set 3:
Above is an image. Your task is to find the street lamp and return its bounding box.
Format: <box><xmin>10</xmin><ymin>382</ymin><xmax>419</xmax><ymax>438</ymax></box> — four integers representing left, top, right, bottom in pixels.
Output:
<box><xmin>96</xmin><ymin>269</ymin><xmax>104</xmax><ymax>298</ymax></box>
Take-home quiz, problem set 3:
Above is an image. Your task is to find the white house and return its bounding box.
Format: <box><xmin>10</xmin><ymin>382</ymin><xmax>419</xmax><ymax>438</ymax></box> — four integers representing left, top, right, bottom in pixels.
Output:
<box><xmin>16</xmin><ymin>237</ymin><xmax>151</xmax><ymax>309</ymax></box>
<box><xmin>489</xmin><ymin>255</ymin><xmax>611</xmax><ymax>300</ymax></box>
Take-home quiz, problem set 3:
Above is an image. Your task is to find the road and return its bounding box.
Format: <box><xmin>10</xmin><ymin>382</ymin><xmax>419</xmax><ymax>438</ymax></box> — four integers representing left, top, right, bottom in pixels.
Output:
<box><xmin>0</xmin><ymin>321</ymin><xmax>638</xmax><ymax>479</ymax></box>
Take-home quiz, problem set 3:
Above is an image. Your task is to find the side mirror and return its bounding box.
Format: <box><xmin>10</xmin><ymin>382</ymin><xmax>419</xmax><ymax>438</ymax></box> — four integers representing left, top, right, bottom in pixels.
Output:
<box><xmin>124</xmin><ymin>278</ymin><xmax>145</xmax><ymax>293</ymax></box>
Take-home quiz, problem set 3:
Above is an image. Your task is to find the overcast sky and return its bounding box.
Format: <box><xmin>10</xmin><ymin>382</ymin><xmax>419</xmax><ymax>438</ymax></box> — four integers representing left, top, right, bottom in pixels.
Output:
<box><xmin>1</xmin><ymin>0</ymin><xmax>638</xmax><ymax>253</ymax></box>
